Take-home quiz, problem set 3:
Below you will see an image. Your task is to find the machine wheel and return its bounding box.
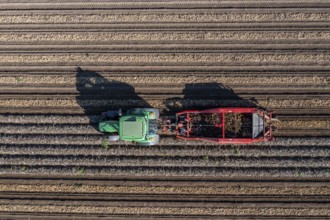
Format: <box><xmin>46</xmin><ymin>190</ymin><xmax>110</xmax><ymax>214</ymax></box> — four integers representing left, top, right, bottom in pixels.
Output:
<box><xmin>271</xmin><ymin>117</ymin><xmax>280</xmax><ymax>122</ymax></box>
<box><xmin>136</xmin><ymin>135</ymin><xmax>159</xmax><ymax>146</ymax></box>
<box><xmin>270</xmin><ymin>113</ymin><xmax>280</xmax><ymax>122</ymax></box>
<box><xmin>129</xmin><ymin>108</ymin><xmax>160</xmax><ymax>119</ymax></box>
<box><xmin>101</xmin><ymin>109</ymin><xmax>122</xmax><ymax>119</ymax></box>
<box><xmin>136</xmin><ymin>142</ymin><xmax>157</xmax><ymax>146</ymax></box>
<box><xmin>147</xmin><ymin>108</ymin><xmax>160</xmax><ymax>119</ymax></box>
<box><xmin>108</xmin><ymin>135</ymin><xmax>120</xmax><ymax>141</ymax></box>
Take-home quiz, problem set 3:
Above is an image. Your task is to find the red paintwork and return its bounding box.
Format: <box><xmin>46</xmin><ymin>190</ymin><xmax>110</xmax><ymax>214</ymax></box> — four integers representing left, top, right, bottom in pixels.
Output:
<box><xmin>175</xmin><ymin>107</ymin><xmax>273</xmax><ymax>144</ymax></box>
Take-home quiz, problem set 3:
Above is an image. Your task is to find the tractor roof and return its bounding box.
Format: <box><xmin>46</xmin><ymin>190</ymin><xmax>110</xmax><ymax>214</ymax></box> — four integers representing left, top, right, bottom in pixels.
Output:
<box><xmin>119</xmin><ymin>115</ymin><xmax>146</xmax><ymax>140</ymax></box>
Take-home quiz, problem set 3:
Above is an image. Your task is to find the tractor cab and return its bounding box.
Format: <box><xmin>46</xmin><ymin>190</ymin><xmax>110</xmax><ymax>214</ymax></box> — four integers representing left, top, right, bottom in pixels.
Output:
<box><xmin>119</xmin><ymin>115</ymin><xmax>146</xmax><ymax>142</ymax></box>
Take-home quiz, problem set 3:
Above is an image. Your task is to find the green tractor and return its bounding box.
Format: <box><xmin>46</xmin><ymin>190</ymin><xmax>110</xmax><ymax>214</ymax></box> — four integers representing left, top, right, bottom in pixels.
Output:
<box><xmin>98</xmin><ymin>108</ymin><xmax>159</xmax><ymax>145</ymax></box>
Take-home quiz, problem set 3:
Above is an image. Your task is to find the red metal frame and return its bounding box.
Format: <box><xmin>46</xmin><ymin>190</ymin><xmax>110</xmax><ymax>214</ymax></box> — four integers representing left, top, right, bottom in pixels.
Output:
<box><xmin>175</xmin><ymin>107</ymin><xmax>273</xmax><ymax>144</ymax></box>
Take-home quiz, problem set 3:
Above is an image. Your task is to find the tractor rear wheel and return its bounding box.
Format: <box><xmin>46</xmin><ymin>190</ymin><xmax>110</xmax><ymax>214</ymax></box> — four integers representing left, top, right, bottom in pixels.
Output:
<box><xmin>128</xmin><ymin>108</ymin><xmax>160</xmax><ymax>119</ymax></box>
<box><xmin>101</xmin><ymin>109</ymin><xmax>122</xmax><ymax>119</ymax></box>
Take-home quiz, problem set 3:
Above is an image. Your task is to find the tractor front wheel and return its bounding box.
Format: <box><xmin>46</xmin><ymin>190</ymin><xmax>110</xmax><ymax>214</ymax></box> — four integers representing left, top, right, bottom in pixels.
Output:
<box><xmin>136</xmin><ymin>135</ymin><xmax>159</xmax><ymax>146</ymax></box>
<box><xmin>108</xmin><ymin>135</ymin><xmax>120</xmax><ymax>141</ymax></box>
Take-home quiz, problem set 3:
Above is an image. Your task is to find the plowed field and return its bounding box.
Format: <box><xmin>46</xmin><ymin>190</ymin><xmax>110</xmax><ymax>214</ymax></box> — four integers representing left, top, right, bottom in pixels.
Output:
<box><xmin>0</xmin><ymin>0</ymin><xmax>329</xmax><ymax>219</ymax></box>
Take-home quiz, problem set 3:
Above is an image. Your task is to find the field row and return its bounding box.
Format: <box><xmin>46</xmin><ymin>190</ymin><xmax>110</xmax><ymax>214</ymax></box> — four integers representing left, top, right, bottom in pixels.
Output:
<box><xmin>0</xmin><ymin>75</ymin><xmax>328</xmax><ymax>85</ymax></box>
<box><xmin>3</xmin><ymin>192</ymin><xmax>328</xmax><ymax>207</ymax></box>
<box><xmin>1</xmin><ymin>66</ymin><xmax>328</xmax><ymax>73</ymax></box>
<box><xmin>2</xmin><ymin>12</ymin><xmax>330</xmax><ymax>23</ymax></box>
<box><xmin>0</xmin><ymin>114</ymin><xmax>95</xmax><ymax>124</ymax></box>
<box><xmin>1</xmin><ymin>205</ymin><xmax>328</xmax><ymax>217</ymax></box>
<box><xmin>3</xmin><ymin>44</ymin><xmax>330</xmax><ymax>53</ymax></box>
<box><xmin>0</xmin><ymin>183</ymin><xmax>328</xmax><ymax>195</ymax></box>
<box><xmin>0</xmin><ymin>165</ymin><xmax>328</xmax><ymax>177</ymax></box>
<box><xmin>1</xmin><ymin>1</ymin><xmax>330</xmax><ymax>10</ymax></box>
<box><xmin>2</xmin><ymin>86</ymin><xmax>328</xmax><ymax>96</ymax></box>
<box><xmin>2</xmin><ymin>54</ymin><xmax>330</xmax><ymax>64</ymax></box>
<box><xmin>1</xmin><ymin>154</ymin><xmax>328</xmax><ymax>168</ymax></box>
<box><xmin>1</xmin><ymin>32</ymin><xmax>330</xmax><ymax>43</ymax></box>
<box><xmin>0</xmin><ymin>98</ymin><xmax>328</xmax><ymax>108</ymax></box>
<box><xmin>0</xmin><ymin>144</ymin><xmax>329</xmax><ymax>157</ymax></box>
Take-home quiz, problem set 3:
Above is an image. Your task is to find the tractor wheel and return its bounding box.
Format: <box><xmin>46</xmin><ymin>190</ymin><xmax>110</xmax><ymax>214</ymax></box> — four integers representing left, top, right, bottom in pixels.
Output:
<box><xmin>270</xmin><ymin>113</ymin><xmax>280</xmax><ymax>122</ymax></box>
<box><xmin>136</xmin><ymin>135</ymin><xmax>159</xmax><ymax>146</ymax></box>
<box><xmin>145</xmin><ymin>108</ymin><xmax>160</xmax><ymax>119</ymax></box>
<box><xmin>101</xmin><ymin>109</ymin><xmax>122</xmax><ymax>119</ymax></box>
<box><xmin>271</xmin><ymin>117</ymin><xmax>280</xmax><ymax>122</ymax></box>
<box><xmin>136</xmin><ymin>142</ymin><xmax>156</xmax><ymax>146</ymax></box>
<box><xmin>129</xmin><ymin>108</ymin><xmax>159</xmax><ymax>119</ymax></box>
<box><xmin>108</xmin><ymin>135</ymin><xmax>120</xmax><ymax>141</ymax></box>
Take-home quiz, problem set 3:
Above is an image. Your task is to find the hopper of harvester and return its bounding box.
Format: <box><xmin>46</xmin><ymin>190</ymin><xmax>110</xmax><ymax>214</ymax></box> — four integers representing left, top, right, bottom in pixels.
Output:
<box><xmin>175</xmin><ymin>107</ymin><xmax>274</xmax><ymax>144</ymax></box>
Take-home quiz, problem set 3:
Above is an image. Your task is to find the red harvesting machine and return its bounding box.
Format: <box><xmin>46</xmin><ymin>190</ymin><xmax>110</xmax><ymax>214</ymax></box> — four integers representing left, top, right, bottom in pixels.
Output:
<box><xmin>174</xmin><ymin>107</ymin><xmax>274</xmax><ymax>144</ymax></box>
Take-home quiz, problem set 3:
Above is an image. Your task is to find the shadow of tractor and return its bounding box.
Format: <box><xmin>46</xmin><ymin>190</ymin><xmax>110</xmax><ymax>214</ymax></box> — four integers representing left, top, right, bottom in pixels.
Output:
<box><xmin>75</xmin><ymin>67</ymin><xmax>150</xmax><ymax>131</ymax></box>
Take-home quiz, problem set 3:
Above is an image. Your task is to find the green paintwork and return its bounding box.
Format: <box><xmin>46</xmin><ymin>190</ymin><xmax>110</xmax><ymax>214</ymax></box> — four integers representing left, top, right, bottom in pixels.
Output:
<box><xmin>119</xmin><ymin>115</ymin><xmax>146</xmax><ymax>141</ymax></box>
<box><xmin>98</xmin><ymin>120</ymin><xmax>120</xmax><ymax>133</ymax></box>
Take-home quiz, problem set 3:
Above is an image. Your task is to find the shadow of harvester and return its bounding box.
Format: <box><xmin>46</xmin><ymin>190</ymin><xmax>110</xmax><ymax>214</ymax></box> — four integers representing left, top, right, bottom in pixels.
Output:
<box><xmin>75</xmin><ymin>67</ymin><xmax>151</xmax><ymax>131</ymax></box>
<box><xmin>164</xmin><ymin>82</ymin><xmax>258</xmax><ymax>114</ymax></box>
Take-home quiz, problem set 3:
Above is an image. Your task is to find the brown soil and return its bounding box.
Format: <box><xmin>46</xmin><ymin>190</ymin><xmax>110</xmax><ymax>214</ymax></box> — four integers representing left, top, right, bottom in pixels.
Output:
<box><xmin>1</xmin><ymin>12</ymin><xmax>330</xmax><ymax>24</ymax></box>
<box><xmin>2</xmin><ymin>32</ymin><xmax>330</xmax><ymax>42</ymax></box>
<box><xmin>1</xmin><ymin>98</ymin><xmax>329</xmax><ymax>109</ymax></box>
<box><xmin>0</xmin><ymin>205</ymin><xmax>328</xmax><ymax>216</ymax></box>
<box><xmin>0</xmin><ymin>184</ymin><xmax>328</xmax><ymax>195</ymax></box>
<box><xmin>0</xmin><ymin>54</ymin><xmax>330</xmax><ymax>64</ymax></box>
<box><xmin>0</xmin><ymin>75</ymin><xmax>327</xmax><ymax>85</ymax></box>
